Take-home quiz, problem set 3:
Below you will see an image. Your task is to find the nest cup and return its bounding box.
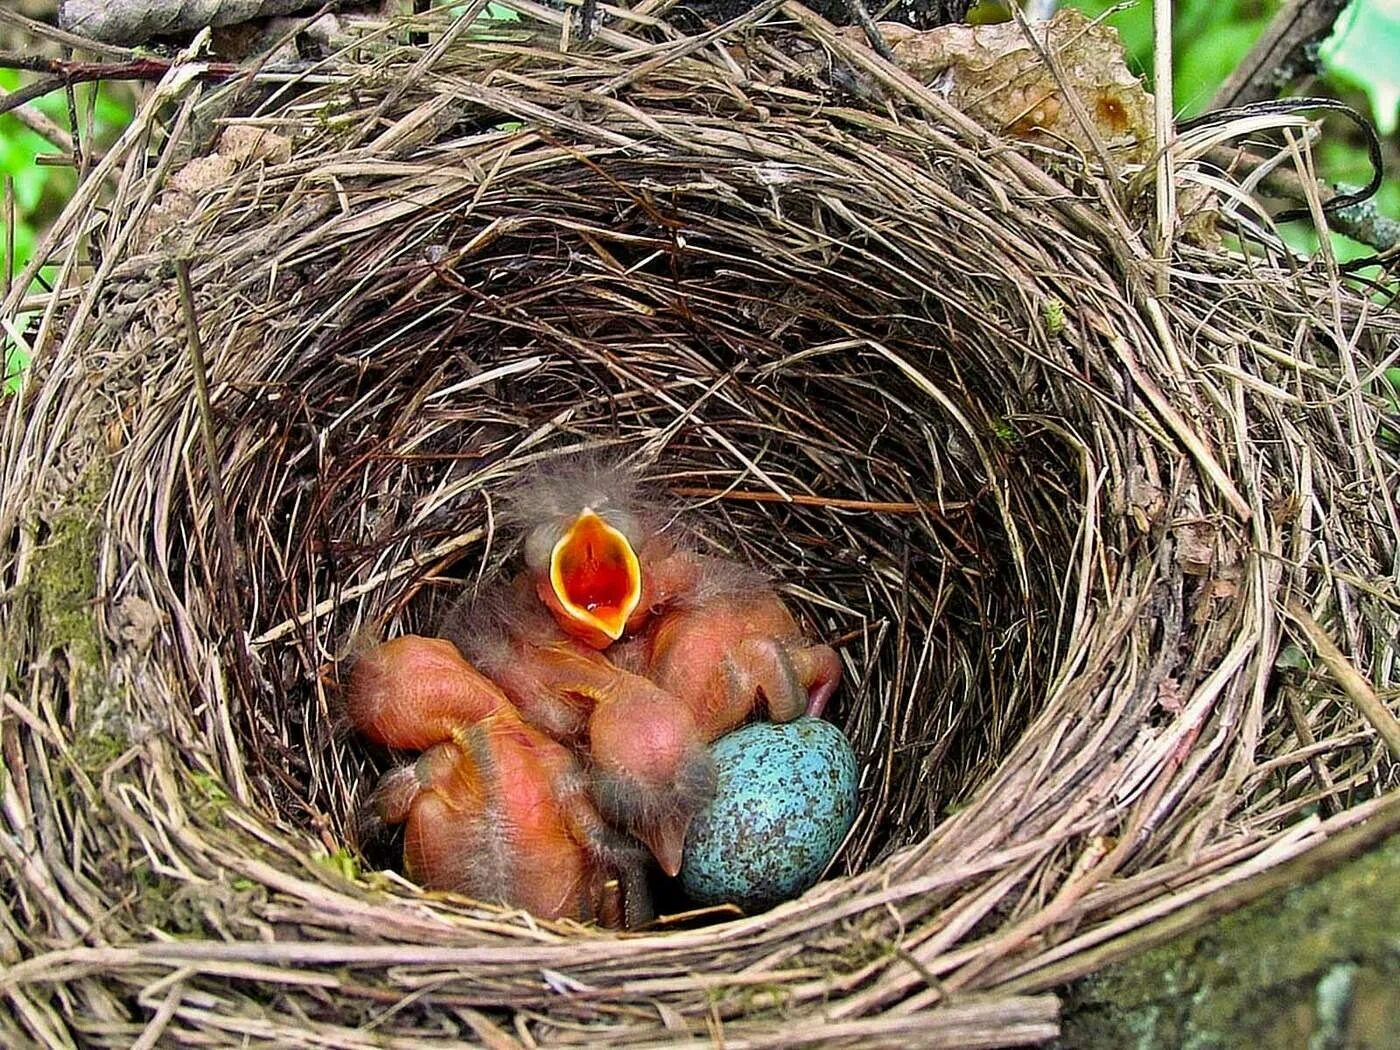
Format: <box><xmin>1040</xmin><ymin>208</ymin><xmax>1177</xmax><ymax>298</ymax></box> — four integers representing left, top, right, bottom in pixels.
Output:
<box><xmin>3</xmin><ymin>7</ymin><xmax>1398</xmax><ymax>1046</ymax></box>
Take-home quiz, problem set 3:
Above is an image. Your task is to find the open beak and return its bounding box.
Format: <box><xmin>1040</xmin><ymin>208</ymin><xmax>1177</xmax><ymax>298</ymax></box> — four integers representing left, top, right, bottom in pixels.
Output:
<box><xmin>548</xmin><ymin>508</ymin><xmax>642</xmax><ymax>643</ymax></box>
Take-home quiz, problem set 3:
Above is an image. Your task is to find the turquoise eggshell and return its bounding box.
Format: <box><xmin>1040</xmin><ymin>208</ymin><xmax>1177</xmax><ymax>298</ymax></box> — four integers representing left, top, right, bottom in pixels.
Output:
<box><xmin>680</xmin><ymin>717</ymin><xmax>858</xmax><ymax>912</ymax></box>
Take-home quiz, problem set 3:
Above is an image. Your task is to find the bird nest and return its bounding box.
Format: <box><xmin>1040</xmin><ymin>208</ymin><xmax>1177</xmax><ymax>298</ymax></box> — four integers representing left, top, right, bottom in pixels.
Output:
<box><xmin>3</xmin><ymin>5</ymin><xmax>1399</xmax><ymax>1047</ymax></box>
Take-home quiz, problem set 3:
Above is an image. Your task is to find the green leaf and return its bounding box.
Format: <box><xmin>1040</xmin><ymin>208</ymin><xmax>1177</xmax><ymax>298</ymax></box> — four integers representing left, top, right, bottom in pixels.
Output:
<box><xmin>0</xmin><ymin>122</ymin><xmax>64</xmax><ymax>212</ymax></box>
<box><xmin>1321</xmin><ymin>0</ymin><xmax>1400</xmax><ymax>135</ymax></box>
<box><xmin>315</xmin><ymin>848</ymin><xmax>361</xmax><ymax>880</ymax></box>
<box><xmin>967</xmin><ymin>0</ymin><xmax>1013</xmax><ymax>24</ymax></box>
<box><xmin>1064</xmin><ymin>0</ymin><xmax>1281</xmax><ymax>110</ymax></box>
<box><xmin>1173</xmin><ymin>17</ymin><xmax>1273</xmax><ymax>116</ymax></box>
<box><xmin>9</xmin><ymin>163</ymin><xmax>48</xmax><ymax>213</ymax></box>
<box><xmin>90</xmin><ymin>84</ymin><xmax>133</xmax><ymax>130</ymax></box>
<box><xmin>1066</xmin><ymin>1</ymin><xmax>1155</xmax><ymax>74</ymax></box>
<box><xmin>1274</xmin><ymin>644</ymin><xmax>1311</xmax><ymax>672</ymax></box>
<box><xmin>190</xmin><ymin>771</ymin><xmax>230</xmax><ymax>805</ymax></box>
<box><xmin>7</xmin><ymin>217</ymin><xmax>36</xmax><ymax>269</ymax></box>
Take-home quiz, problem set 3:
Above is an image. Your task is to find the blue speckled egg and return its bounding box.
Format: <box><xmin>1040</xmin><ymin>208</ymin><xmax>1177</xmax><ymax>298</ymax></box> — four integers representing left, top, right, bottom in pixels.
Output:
<box><xmin>680</xmin><ymin>717</ymin><xmax>858</xmax><ymax>912</ymax></box>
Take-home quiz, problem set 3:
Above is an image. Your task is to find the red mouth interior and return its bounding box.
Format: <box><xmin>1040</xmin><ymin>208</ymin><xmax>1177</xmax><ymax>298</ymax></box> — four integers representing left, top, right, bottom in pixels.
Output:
<box><xmin>556</xmin><ymin>516</ymin><xmax>636</xmax><ymax>616</ymax></box>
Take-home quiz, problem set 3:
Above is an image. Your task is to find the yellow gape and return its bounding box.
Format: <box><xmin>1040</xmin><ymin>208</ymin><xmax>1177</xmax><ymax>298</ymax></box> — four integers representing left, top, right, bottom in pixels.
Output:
<box><xmin>548</xmin><ymin>508</ymin><xmax>642</xmax><ymax>642</ymax></box>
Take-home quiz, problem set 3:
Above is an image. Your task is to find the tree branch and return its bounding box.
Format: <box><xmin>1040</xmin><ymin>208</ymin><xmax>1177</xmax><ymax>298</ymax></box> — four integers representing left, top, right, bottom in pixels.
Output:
<box><xmin>9</xmin><ymin>102</ymin><xmax>78</xmax><ymax>158</ymax></box>
<box><xmin>0</xmin><ymin>52</ymin><xmax>243</xmax><ymax>118</ymax></box>
<box><xmin>1210</xmin><ymin>0</ymin><xmax>1353</xmax><ymax>110</ymax></box>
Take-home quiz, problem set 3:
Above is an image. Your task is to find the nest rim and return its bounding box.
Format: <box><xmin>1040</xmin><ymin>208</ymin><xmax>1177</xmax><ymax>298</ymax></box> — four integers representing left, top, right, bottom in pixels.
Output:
<box><xmin>1</xmin><ymin>5</ymin><xmax>1398</xmax><ymax>1047</ymax></box>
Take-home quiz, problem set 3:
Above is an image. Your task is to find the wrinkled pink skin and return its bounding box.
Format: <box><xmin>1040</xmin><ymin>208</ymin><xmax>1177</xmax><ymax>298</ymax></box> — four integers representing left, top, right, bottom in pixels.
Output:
<box><xmin>347</xmin><ymin>635</ymin><xmax>651</xmax><ymax>926</ymax></box>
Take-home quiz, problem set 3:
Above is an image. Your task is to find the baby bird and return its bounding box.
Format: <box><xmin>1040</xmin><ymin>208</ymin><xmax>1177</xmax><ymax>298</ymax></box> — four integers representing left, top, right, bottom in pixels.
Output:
<box><xmin>501</xmin><ymin>455</ymin><xmax>702</xmax><ymax>648</ymax></box>
<box><xmin>345</xmin><ymin>634</ymin><xmax>508</xmax><ymax>751</ymax></box>
<box><xmin>346</xmin><ymin>636</ymin><xmax>651</xmax><ymax>926</ymax></box>
<box><xmin>441</xmin><ymin>565</ymin><xmax>841</xmax><ymax>876</ymax></box>
<box><xmin>440</xmin><ymin>575</ymin><xmax>627</xmax><ymax>742</ymax></box>
<box><xmin>441</xmin><ymin>578</ymin><xmax>718</xmax><ymax>877</ymax></box>
<box><xmin>587</xmin><ymin>560</ymin><xmax>842</xmax><ymax>872</ymax></box>
<box><xmin>433</xmin><ymin>455</ymin><xmax>842</xmax><ymax>876</ymax></box>
<box><xmin>620</xmin><ymin>555</ymin><xmax>843</xmax><ymax>729</ymax></box>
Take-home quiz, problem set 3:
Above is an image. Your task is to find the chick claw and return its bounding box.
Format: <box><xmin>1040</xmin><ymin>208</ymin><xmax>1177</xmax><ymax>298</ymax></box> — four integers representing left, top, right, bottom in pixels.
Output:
<box><xmin>724</xmin><ymin>637</ymin><xmax>805</xmax><ymax>722</ymax></box>
<box><xmin>723</xmin><ymin>637</ymin><xmax>842</xmax><ymax>720</ymax></box>
<box><xmin>537</xmin><ymin>732</ymin><xmax>656</xmax><ymax>926</ymax></box>
<box><xmin>725</xmin><ymin>638</ymin><xmax>841</xmax><ymax>722</ymax></box>
<box><xmin>791</xmin><ymin>644</ymin><xmax>843</xmax><ymax>718</ymax></box>
<box><xmin>645</xmin><ymin>588</ymin><xmax>844</xmax><ymax>740</ymax></box>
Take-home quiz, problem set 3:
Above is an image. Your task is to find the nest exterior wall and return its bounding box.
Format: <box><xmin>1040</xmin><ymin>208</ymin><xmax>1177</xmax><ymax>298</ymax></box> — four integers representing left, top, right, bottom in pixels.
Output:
<box><xmin>2</xmin><ymin>9</ymin><xmax>1398</xmax><ymax>1047</ymax></box>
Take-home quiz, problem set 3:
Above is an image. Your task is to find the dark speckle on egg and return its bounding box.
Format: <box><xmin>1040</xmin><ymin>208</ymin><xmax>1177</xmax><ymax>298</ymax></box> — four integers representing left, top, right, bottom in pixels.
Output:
<box><xmin>680</xmin><ymin>717</ymin><xmax>858</xmax><ymax>912</ymax></box>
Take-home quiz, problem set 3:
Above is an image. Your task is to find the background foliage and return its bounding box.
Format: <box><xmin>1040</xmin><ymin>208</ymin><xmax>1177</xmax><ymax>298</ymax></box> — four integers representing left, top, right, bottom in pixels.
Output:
<box><xmin>1072</xmin><ymin>0</ymin><xmax>1400</xmax><ymax>259</ymax></box>
<box><xmin>1</xmin><ymin>76</ymin><xmax>133</xmax><ymax>391</ymax></box>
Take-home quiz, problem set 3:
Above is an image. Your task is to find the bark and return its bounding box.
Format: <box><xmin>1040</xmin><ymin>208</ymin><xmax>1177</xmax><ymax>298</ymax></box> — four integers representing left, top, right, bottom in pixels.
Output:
<box><xmin>59</xmin><ymin>1</ymin><xmax>323</xmax><ymax>44</ymax></box>
<box><xmin>1059</xmin><ymin>831</ymin><xmax>1400</xmax><ymax>1049</ymax></box>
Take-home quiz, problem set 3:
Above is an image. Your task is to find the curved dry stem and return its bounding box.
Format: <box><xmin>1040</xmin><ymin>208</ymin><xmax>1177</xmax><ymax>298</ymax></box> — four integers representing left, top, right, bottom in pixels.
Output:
<box><xmin>0</xmin><ymin>5</ymin><xmax>1396</xmax><ymax>1047</ymax></box>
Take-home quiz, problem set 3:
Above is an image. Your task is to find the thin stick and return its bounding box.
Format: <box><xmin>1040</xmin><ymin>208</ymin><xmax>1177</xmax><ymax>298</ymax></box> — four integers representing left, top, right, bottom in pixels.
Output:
<box><xmin>251</xmin><ymin>527</ymin><xmax>486</xmax><ymax>646</ymax></box>
<box><xmin>9</xmin><ymin>104</ymin><xmax>77</xmax><ymax>157</ymax></box>
<box><xmin>175</xmin><ymin>259</ymin><xmax>255</xmax><ymax>700</ymax></box>
<box><xmin>2</xmin><ymin>175</ymin><xmax>13</xmax><ymax>301</ymax></box>
<box><xmin>63</xmin><ymin>65</ymin><xmax>82</xmax><ymax>173</ymax></box>
<box><xmin>0</xmin><ymin>8</ymin><xmax>139</xmax><ymax>59</ymax></box>
<box><xmin>1151</xmin><ymin>0</ymin><xmax>1175</xmax><ymax>296</ymax></box>
<box><xmin>844</xmin><ymin>0</ymin><xmax>894</xmax><ymax>61</ymax></box>
<box><xmin>80</xmin><ymin>73</ymin><xmax>97</xmax><ymax>185</ymax></box>
<box><xmin>670</xmin><ymin>487</ymin><xmax>976</xmax><ymax>516</ymax></box>
<box><xmin>1287</xmin><ymin>601</ymin><xmax>1400</xmax><ymax>759</ymax></box>
<box><xmin>0</xmin><ymin>53</ymin><xmax>242</xmax><ymax>118</ymax></box>
<box><xmin>0</xmin><ymin>51</ymin><xmax>242</xmax><ymax>79</ymax></box>
<box><xmin>1285</xmin><ymin>690</ymin><xmax>1338</xmax><ymax>817</ymax></box>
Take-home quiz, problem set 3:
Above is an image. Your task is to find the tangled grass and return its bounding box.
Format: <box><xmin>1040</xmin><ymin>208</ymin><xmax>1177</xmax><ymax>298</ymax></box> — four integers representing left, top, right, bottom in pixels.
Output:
<box><xmin>1</xmin><ymin>4</ymin><xmax>1398</xmax><ymax>1046</ymax></box>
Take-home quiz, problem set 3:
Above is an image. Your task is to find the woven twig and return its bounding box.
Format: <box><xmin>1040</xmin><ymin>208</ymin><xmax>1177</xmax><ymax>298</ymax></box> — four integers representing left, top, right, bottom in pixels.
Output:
<box><xmin>1</xmin><ymin>4</ymin><xmax>1397</xmax><ymax>1046</ymax></box>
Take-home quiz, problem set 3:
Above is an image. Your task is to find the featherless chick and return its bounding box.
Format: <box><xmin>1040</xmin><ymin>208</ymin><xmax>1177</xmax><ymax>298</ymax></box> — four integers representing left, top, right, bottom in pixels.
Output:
<box><xmin>346</xmin><ymin>635</ymin><xmax>651</xmax><ymax>926</ymax></box>
<box><xmin>500</xmin><ymin>455</ymin><xmax>703</xmax><ymax>647</ymax></box>
<box><xmin>441</xmin><ymin>578</ymin><xmax>717</xmax><ymax>878</ymax></box>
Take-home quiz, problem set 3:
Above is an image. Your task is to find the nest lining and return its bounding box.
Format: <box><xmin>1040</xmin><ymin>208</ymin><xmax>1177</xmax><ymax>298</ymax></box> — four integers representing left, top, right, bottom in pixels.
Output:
<box><xmin>2</xmin><ymin>6</ymin><xmax>1399</xmax><ymax>1047</ymax></box>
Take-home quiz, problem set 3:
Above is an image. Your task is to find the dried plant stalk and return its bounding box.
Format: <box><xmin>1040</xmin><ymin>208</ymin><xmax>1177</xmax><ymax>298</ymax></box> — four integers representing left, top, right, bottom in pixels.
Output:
<box><xmin>0</xmin><ymin>3</ymin><xmax>1396</xmax><ymax>1047</ymax></box>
